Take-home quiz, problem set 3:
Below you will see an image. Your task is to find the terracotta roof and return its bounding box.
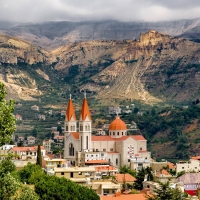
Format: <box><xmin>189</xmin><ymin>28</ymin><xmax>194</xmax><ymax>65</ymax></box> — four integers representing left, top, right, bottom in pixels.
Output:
<box><xmin>66</xmin><ymin>98</ymin><xmax>76</xmax><ymax>121</ymax></box>
<box><xmin>168</xmin><ymin>162</ymin><xmax>175</xmax><ymax>169</ymax></box>
<box><xmin>191</xmin><ymin>156</ymin><xmax>200</xmax><ymax>160</ymax></box>
<box><xmin>71</xmin><ymin>132</ymin><xmax>79</xmax><ymax>140</ymax></box>
<box><xmin>95</xmin><ymin>166</ymin><xmax>117</xmax><ymax>172</ymax></box>
<box><xmin>85</xmin><ymin>160</ymin><xmax>108</xmax><ymax>164</ymax></box>
<box><xmin>115</xmin><ymin>173</ymin><xmax>136</xmax><ymax>183</ymax></box>
<box><xmin>107</xmin><ymin>151</ymin><xmax>119</xmax><ymax>154</ymax></box>
<box><xmin>46</xmin><ymin>153</ymin><xmax>54</xmax><ymax>159</ymax></box>
<box><xmin>11</xmin><ymin>146</ymin><xmax>45</xmax><ymax>152</ymax></box>
<box><xmin>156</xmin><ymin>169</ymin><xmax>170</xmax><ymax>176</ymax></box>
<box><xmin>91</xmin><ymin>135</ymin><xmax>146</xmax><ymax>141</ymax></box>
<box><xmin>109</xmin><ymin>116</ymin><xmax>127</xmax><ymax>130</ymax></box>
<box><xmin>80</xmin><ymin>97</ymin><xmax>91</xmax><ymax>121</ymax></box>
<box><xmin>101</xmin><ymin>194</ymin><xmax>145</xmax><ymax>200</ymax></box>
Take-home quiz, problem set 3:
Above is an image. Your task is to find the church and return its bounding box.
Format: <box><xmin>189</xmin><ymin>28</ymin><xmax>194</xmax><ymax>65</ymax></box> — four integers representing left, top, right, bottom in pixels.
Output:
<box><xmin>64</xmin><ymin>95</ymin><xmax>151</xmax><ymax>170</ymax></box>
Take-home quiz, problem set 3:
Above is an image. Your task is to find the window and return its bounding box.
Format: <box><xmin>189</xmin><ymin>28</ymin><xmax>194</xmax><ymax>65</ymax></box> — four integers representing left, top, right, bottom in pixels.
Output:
<box><xmin>138</xmin><ymin>163</ymin><xmax>143</xmax><ymax>167</ymax></box>
<box><xmin>110</xmin><ymin>148</ymin><xmax>113</xmax><ymax>151</ymax></box>
<box><xmin>113</xmin><ymin>132</ymin><xmax>115</xmax><ymax>136</ymax></box>
<box><xmin>70</xmin><ymin>172</ymin><xmax>73</xmax><ymax>178</ymax></box>
<box><xmin>61</xmin><ymin>172</ymin><xmax>64</xmax><ymax>175</ymax></box>
<box><xmin>66</xmin><ymin>126</ymin><xmax>68</xmax><ymax>131</ymax></box>
<box><xmin>86</xmin><ymin>136</ymin><xmax>88</xmax><ymax>149</ymax></box>
<box><xmin>103</xmin><ymin>149</ymin><xmax>106</xmax><ymax>152</ymax></box>
<box><xmin>69</xmin><ymin>143</ymin><xmax>74</xmax><ymax>156</ymax></box>
<box><xmin>140</xmin><ymin>147</ymin><xmax>142</xmax><ymax>150</ymax></box>
<box><xmin>78</xmin><ymin>172</ymin><xmax>82</xmax><ymax>175</ymax></box>
<box><xmin>182</xmin><ymin>167</ymin><xmax>184</xmax><ymax>169</ymax></box>
<box><xmin>116</xmin><ymin>158</ymin><xmax>118</xmax><ymax>165</ymax></box>
<box><xmin>117</xmin><ymin>132</ymin><xmax>119</xmax><ymax>135</ymax></box>
<box><xmin>101</xmin><ymin>153</ymin><xmax>104</xmax><ymax>157</ymax></box>
<box><xmin>122</xmin><ymin>132</ymin><xmax>123</xmax><ymax>136</ymax></box>
<box><xmin>80</xmin><ymin>125</ymin><xmax>83</xmax><ymax>131</ymax></box>
<box><xmin>128</xmin><ymin>159</ymin><xmax>130</xmax><ymax>162</ymax></box>
<box><xmin>73</xmin><ymin>125</ymin><xmax>75</xmax><ymax>131</ymax></box>
<box><xmin>70</xmin><ymin>126</ymin><xmax>72</xmax><ymax>131</ymax></box>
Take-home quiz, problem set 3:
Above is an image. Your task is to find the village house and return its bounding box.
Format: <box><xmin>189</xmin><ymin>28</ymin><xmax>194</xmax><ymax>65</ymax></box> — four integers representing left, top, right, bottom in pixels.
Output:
<box><xmin>15</xmin><ymin>114</ymin><xmax>22</xmax><ymax>121</ymax></box>
<box><xmin>31</xmin><ymin>105</ymin><xmax>39</xmax><ymax>111</ymax></box>
<box><xmin>9</xmin><ymin>146</ymin><xmax>46</xmax><ymax>160</ymax></box>
<box><xmin>43</xmin><ymin>139</ymin><xmax>54</xmax><ymax>152</ymax></box>
<box><xmin>27</xmin><ymin>136</ymin><xmax>36</xmax><ymax>145</ymax></box>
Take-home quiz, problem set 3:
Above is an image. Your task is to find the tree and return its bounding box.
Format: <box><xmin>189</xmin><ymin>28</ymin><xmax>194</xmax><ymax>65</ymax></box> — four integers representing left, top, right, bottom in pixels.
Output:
<box><xmin>35</xmin><ymin>175</ymin><xmax>100</xmax><ymax>200</ymax></box>
<box><xmin>133</xmin><ymin>168</ymin><xmax>145</xmax><ymax>190</ymax></box>
<box><xmin>0</xmin><ymin>153</ymin><xmax>16</xmax><ymax>176</ymax></box>
<box><xmin>36</xmin><ymin>145</ymin><xmax>42</xmax><ymax>167</ymax></box>
<box><xmin>0</xmin><ymin>82</ymin><xmax>16</xmax><ymax>145</ymax></box>
<box><xmin>15</xmin><ymin>185</ymin><xmax>39</xmax><ymax>200</ymax></box>
<box><xmin>119</xmin><ymin>165</ymin><xmax>136</xmax><ymax>177</ymax></box>
<box><xmin>145</xmin><ymin>166</ymin><xmax>153</xmax><ymax>181</ymax></box>
<box><xmin>18</xmin><ymin>163</ymin><xmax>44</xmax><ymax>184</ymax></box>
<box><xmin>146</xmin><ymin>181</ymin><xmax>183</xmax><ymax>200</ymax></box>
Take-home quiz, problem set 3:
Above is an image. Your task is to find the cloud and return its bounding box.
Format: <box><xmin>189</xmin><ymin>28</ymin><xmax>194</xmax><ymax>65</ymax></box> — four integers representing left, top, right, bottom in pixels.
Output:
<box><xmin>0</xmin><ymin>0</ymin><xmax>200</xmax><ymax>23</ymax></box>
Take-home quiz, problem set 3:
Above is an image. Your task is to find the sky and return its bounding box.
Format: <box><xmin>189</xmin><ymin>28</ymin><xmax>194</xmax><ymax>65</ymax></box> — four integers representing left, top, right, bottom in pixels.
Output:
<box><xmin>1</xmin><ymin>0</ymin><xmax>200</xmax><ymax>23</ymax></box>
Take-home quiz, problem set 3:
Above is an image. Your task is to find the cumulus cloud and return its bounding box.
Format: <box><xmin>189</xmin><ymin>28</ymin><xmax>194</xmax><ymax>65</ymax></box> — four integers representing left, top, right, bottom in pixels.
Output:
<box><xmin>0</xmin><ymin>0</ymin><xmax>200</xmax><ymax>23</ymax></box>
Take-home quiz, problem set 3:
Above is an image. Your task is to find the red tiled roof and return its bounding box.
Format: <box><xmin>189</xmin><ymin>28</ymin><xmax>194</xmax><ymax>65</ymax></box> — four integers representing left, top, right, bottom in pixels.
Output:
<box><xmin>11</xmin><ymin>146</ymin><xmax>45</xmax><ymax>152</ymax></box>
<box><xmin>91</xmin><ymin>135</ymin><xmax>146</xmax><ymax>141</ymax></box>
<box><xmin>80</xmin><ymin>97</ymin><xmax>91</xmax><ymax>121</ymax></box>
<box><xmin>85</xmin><ymin>160</ymin><xmax>108</xmax><ymax>164</ymax></box>
<box><xmin>191</xmin><ymin>156</ymin><xmax>200</xmax><ymax>160</ymax></box>
<box><xmin>66</xmin><ymin>98</ymin><xmax>76</xmax><ymax>121</ymax></box>
<box><xmin>115</xmin><ymin>173</ymin><xmax>136</xmax><ymax>183</ymax></box>
<box><xmin>71</xmin><ymin>132</ymin><xmax>79</xmax><ymax>140</ymax></box>
<box><xmin>95</xmin><ymin>166</ymin><xmax>117</xmax><ymax>172</ymax></box>
<box><xmin>168</xmin><ymin>162</ymin><xmax>175</xmax><ymax>169</ymax></box>
<box><xmin>101</xmin><ymin>194</ymin><xmax>146</xmax><ymax>200</ymax></box>
<box><xmin>46</xmin><ymin>153</ymin><xmax>54</xmax><ymax>159</ymax></box>
<box><xmin>107</xmin><ymin>151</ymin><xmax>119</xmax><ymax>154</ymax></box>
<box><xmin>156</xmin><ymin>169</ymin><xmax>170</xmax><ymax>176</ymax></box>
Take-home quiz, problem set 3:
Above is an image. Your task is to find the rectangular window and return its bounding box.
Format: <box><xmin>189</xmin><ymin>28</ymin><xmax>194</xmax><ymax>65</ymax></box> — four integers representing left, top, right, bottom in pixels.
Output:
<box><xmin>110</xmin><ymin>148</ymin><xmax>113</xmax><ymax>151</ymax></box>
<box><xmin>61</xmin><ymin>172</ymin><xmax>64</xmax><ymax>175</ymax></box>
<box><xmin>103</xmin><ymin>149</ymin><xmax>106</xmax><ymax>152</ymax></box>
<box><xmin>70</xmin><ymin>172</ymin><xmax>73</xmax><ymax>178</ymax></box>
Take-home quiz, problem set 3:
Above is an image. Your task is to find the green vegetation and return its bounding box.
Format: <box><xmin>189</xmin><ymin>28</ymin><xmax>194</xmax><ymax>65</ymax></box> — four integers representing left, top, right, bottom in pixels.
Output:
<box><xmin>35</xmin><ymin>175</ymin><xmax>100</xmax><ymax>200</ymax></box>
<box><xmin>146</xmin><ymin>181</ymin><xmax>184</xmax><ymax>200</ymax></box>
<box><xmin>0</xmin><ymin>82</ymin><xmax>16</xmax><ymax>145</ymax></box>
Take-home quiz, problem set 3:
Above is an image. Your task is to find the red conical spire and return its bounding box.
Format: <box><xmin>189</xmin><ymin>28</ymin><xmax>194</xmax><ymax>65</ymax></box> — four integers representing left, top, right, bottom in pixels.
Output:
<box><xmin>80</xmin><ymin>93</ymin><xmax>91</xmax><ymax>121</ymax></box>
<box><xmin>65</xmin><ymin>95</ymin><xmax>76</xmax><ymax>121</ymax></box>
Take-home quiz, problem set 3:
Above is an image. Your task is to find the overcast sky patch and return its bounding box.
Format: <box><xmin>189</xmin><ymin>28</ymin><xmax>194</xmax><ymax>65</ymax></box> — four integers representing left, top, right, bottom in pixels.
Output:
<box><xmin>0</xmin><ymin>0</ymin><xmax>200</xmax><ymax>23</ymax></box>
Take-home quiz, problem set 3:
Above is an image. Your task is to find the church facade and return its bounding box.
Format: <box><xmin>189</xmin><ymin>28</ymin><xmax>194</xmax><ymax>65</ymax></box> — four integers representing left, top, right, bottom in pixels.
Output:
<box><xmin>64</xmin><ymin>96</ymin><xmax>151</xmax><ymax>170</ymax></box>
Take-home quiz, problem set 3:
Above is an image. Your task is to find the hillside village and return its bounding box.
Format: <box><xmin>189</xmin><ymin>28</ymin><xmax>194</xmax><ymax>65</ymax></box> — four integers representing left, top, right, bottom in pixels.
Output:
<box><xmin>1</xmin><ymin>94</ymin><xmax>200</xmax><ymax>199</ymax></box>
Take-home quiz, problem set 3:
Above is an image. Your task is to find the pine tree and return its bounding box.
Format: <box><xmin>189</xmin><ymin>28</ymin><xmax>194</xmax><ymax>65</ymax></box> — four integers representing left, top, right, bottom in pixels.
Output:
<box><xmin>36</xmin><ymin>145</ymin><xmax>42</xmax><ymax>167</ymax></box>
<box><xmin>0</xmin><ymin>82</ymin><xmax>16</xmax><ymax>145</ymax></box>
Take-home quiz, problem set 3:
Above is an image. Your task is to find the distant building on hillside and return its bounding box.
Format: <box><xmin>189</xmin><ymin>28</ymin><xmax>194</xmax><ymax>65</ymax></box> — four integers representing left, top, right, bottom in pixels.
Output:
<box><xmin>31</xmin><ymin>105</ymin><xmax>39</xmax><ymax>111</ymax></box>
<box><xmin>15</xmin><ymin>114</ymin><xmax>22</xmax><ymax>121</ymax></box>
<box><xmin>27</xmin><ymin>136</ymin><xmax>36</xmax><ymax>145</ymax></box>
<box><xmin>108</xmin><ymin>107</ymin><xmax>121</xmax><ymax>115</ymax></box>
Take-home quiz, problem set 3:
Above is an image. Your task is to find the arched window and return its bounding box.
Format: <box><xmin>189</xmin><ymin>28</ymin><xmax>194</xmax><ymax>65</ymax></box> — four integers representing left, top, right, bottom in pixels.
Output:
<box><xmin>73</xmin><ymin>125</ymin><xmax>75</xmax><ymax>131</ymax></box>
<box><xmin>66</xmin><ymin>126</ymin><xmax>68</xmax><ymax>131</ymax></box>
<box><xmin>70</xmin><ymin>126</ymin><xmax>72</xmax><ymax>131</ymax></box>
<box><xmin>86</xmin><ymin>136</ymin><xmax>88</xmax><ymax>149</ymax></box>
<box><xmin>80</xmin><ymin>125</ymin><xmax>83</xmax><ymax>131</ymax></box>
<box><xmin>113</xmin><ymin>132</ymin><xmax>115</xmax><ymax>136</ymax></box>
<box><xmin>117</xmin><ymin>132</ymin><xmax>119</xmax><ymax>136</ymax></box>
<box><xmin>122</xmin><ymin>132</ymin><xmax>123</xmax><ymax>136</ymax></box>
<box><xmin>69</xmin><ymin>143</ymin><xmax>74</xmax><ymax>156</ymax></box>
<box><xmin>116</xmin><ymin>158</ymin><xmax>118</xmax><ymax>165</ymax></box>
<box><xmin>85</xmin><ymin>125</ymin><xmax>87</xmax><ymax>131</ymax></box>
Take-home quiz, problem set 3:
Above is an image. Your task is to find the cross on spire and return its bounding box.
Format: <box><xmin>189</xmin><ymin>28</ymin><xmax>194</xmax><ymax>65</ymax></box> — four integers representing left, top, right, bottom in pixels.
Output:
<box><xmin>84</xmin><ymin>91</ymin><xmax>86</xmax><ymax>98</ymax></box>
<box><xmin>69</xmin><ymin>94</ymin><xmax>72</xmax><ymax>99</ymax></box>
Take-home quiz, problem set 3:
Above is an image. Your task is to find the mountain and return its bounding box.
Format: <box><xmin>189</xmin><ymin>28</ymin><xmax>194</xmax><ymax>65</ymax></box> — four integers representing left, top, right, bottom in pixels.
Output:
<box><xmin>0</xmin><ymin>18</ymin><xmax>200</xmax><ymax>50</ymax></box>
<box><xmin>1</xmin><ymin>30</ymin><xmax>200</xmax><ymax>104</ymax></box>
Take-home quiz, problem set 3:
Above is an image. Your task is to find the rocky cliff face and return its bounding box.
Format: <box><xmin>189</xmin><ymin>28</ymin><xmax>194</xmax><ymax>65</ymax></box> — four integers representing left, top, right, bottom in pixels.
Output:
<box><xmin>1</xmin><ymin>30</ymin><xmax>200</xmax><ymax>103</ymax></box>
<box><xmin>51</xmin><ymin>30</ymin><xmax>200</xmax><ymax>103</ymax></box>
<box><xmin>1</xmin><ymin>19</ymin><xmax>200</xmax><ymax>50</ymax></box>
